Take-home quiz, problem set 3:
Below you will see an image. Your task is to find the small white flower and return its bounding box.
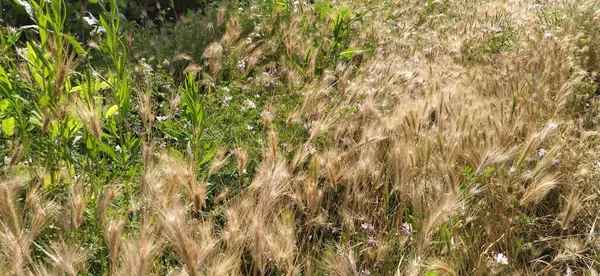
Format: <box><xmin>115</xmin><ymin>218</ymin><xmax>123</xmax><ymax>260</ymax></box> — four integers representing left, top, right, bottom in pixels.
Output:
<box><xmin>493</xmin><ymin>252</ymin><xmax>509</xmax><ymax>265</ymax></box>
<box><xmin>156</xmin><ymin>115</ymin><xmax>169</xmax><ymax>122</ymax></box>
<box><xmin>260</xmin><ymin>110</ymin><xmax>271</xmax><ymax>118</ymax></box>
<box><xmin>538</xmin><ymin>148</ymin><xmax>547</xmax><ymax>157</ymax></box>
<box><xmin>544</xmin><ymin>32</ymin><xmax>554</xmax><ymax>39</ymax></box>
<box><xmin>115</xmin><ymin>145</ymin><xmax>122</xmax><ymax>153</ymax></box>
<box><xmin>238</xmin><ymin>7</ymin><xmax>243</xmax><ymax>11</ymax></box>
<box><xmin>244</xmin><ymin>99</ymin><xmax>256</xmax><ymax>109</ymax></box>
<box><xmin>247</xmin><ymin>125</ymin><xmax>254</xmax><ymax>131</ymax></box>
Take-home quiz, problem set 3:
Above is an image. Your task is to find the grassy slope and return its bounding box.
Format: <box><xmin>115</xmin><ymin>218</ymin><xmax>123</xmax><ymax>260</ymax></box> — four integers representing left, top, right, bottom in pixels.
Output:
<box><xmin>1</xmin><ymin>0</ymin><xmax>600</xmax><ymax>275</ymax></box>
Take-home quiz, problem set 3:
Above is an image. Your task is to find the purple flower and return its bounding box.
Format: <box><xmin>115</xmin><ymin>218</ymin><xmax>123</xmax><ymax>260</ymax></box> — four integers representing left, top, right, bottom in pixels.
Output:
<box><xmin>327</xmin><ymin>225</ymin><xmax>342</xmax><ymax>234</ymax></box>
<box><xmin>361</xmin><ymin>222</ymin><xmax>375</xmax><ymax>231</ymax></box>
<box><xmin>552</xmin><ymin>160</ymin><xmax>560</xmax><ymax>166</ymax></box>
<box><xmin>366</xmin><ymin>236</ymin><xmax>377</xmax><ymax>247</ymax></box>
<box><xmin>397</xmin><ymin>222</ymin><xmax>413</xmax><ymax>236</ymax></box>
<box><xmin>373</xmin><ymin>263</ymin><xmax>383</xmax><ymax>270</ymax></box>
<box><xmin>266</xmin><ymin>253</ymin><xmax>272</xmax><ymax>262</ymax></box>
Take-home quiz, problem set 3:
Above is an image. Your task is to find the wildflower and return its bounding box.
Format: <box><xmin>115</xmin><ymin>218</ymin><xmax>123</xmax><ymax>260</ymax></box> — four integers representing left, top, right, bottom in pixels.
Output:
<box><xmin>366</xmin><ymin>237</ymin><xmax>377</xmax><ymax>247</ymax></box>
<box><xmin>206</xmin><ymin>22</ymin><xmax>214</xmax><ymax>32</ymax></box>
<box><xmin>4</xmin><ymin>156</ymin><xmax>12</xmax><ymax>165</ymax></box>
<box><xmin>243</xmin><ymin>99</ymin><xmax>256</xmax><ymax>109</ymax></box>
<box><xmin>360</xmin><ymin>269</ymin><xmax>371</xmax><ymax>276</ymax></box>
<box><xmin>266</xmin><ymin>253</ymin><xmax>272</xmax><ymax>262</ymax></box>
<box><xmin>237</xmin><ymin>59</ymin><xmax>246</xmax><ymax>71</ymax></box>
<box><xmin>530</xmin><ymin>4</ymin><xmax>542</xmax><ymax>9</ymax></box>
<box><xmin>327</xmin><ymin>225</ymin><xmax>342</xmax><ymax>234</ymax></box>
<box><xmin>115</xmin><ymin>145</ymin><xmax>122</xmax><ymax>153</ymax></box>
<box><xmin>397</xmin><ymin>222</ymin><xmax>413</xmax><ymax>236</ymax></box>
<box><xmin>309</xmin><ymin>111</ymin><xmax>321</xmax><ymax>119</ymax></box>
<box><xmin>373</xmin><ymin>263</ymin><xmax>383</xmax><ymax>270</ymax></box>
<box><xmin>493</xmin><ymin>252</ymin><xmax>509</xmax><ymax>265</ymax></box>
<box><xmin>361</xmin><ymin>222</ymin><xmax>375</xmax><ymax>231</ymax></box>
<box><xmin>490</xmin><ymin>27</ymin><xmax>503</xmax><ymax>34</ymax></box>
<box><xmin>222</xmin><ymin>95</ymin><xmax>232</xmax><ymax>107</ymax></box>
<box><xmin>156</xmin><ymin>115</ymin><xmax>169</xmax><ymax>122</ymax></box>
<box><xmin>260</xmin><ymin>110</ymin><xmax>271</xmax><ymax>118</ymax></box>
<box><xmin>538</xmin><ymin>148</ymin><xmax>547</xmax><ymax>157</ymax></box>
<box><xmin>544</xmin><ymin>32</ymin><xmax>554</xmax><ymax>39</ymax></box>
<box><xmin>552</xmin><ymin>160</ymin><xmax>560</xmax><ymax>166</ymax></box>
<box><xmin>306</xmin><ymin>144</ymin><xmax>316</xmax><ymax>155</ymax></box>
<box><xmin>246</xmin><ymin>125</ymin><xmax>254</xmax><ymax>131</ymax></box>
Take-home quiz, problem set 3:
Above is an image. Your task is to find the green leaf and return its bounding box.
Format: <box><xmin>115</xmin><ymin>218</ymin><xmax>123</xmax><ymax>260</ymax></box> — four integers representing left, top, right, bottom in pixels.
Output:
<box><xmin>2</xmin><ymin>117</ymin><xmax>16</xmax><ymax>136</ymax></box>
<box><xmin>64</xmin><ymin>34</ymin><xmax>85</xmax><ymax>55</ymax></box>
<box><xmin>105</xmin><ymin>104</ymin><xmax>119</xmax><ymax>119</ymax></box>
<box><xmin>198</xmin><ymin>145</ymin><xmax>216</xmax><ymax>166</ymax></box>
<box><xmin>338</xmin><ymin>46</ymin><xmax>373</xmax><ymax>60</ymax></box>
<box><xmin>96</xmin><ymin>140</ymin><xmax>124</xmax><ymax>167</ymax></box>
<box><xmin>89</xmin><ymin>0</ymin><xmax>98</xmax><ymax>3</ymax></box>
<box><xmin>425</xmin><ymin>270</ymin><xmax>439</xmax><ymax>276</ymax></box>
<box><xmin>0</xmin><ymin>66</ymin><xmax>12</xmax><ymax>91</ymax></box>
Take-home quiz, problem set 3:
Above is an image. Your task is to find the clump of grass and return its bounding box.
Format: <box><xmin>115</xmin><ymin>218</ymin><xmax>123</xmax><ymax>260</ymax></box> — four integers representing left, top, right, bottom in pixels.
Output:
<box><xmin>1</xmin><ymin>0</ymin><xmax>600</xmax><ymax>275</ymax></box>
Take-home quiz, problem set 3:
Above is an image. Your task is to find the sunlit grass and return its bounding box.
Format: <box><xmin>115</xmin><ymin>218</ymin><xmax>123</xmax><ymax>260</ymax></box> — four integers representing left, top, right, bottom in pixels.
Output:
<box><xmin>1</xmin><ymin>0</ymin><xmax>600</xmax><ymax>275</ymax></box>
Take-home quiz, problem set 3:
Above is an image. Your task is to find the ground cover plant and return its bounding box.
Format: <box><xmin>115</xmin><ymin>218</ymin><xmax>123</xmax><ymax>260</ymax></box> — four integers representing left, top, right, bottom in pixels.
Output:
<box><xmin>1</xmin><ymin>0</ymin><xmax>600</xmax><ymax>275</ymax></box>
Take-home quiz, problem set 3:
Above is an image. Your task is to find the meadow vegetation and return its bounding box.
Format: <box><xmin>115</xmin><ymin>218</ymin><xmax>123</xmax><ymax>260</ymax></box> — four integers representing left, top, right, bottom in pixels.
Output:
<box><xmin>1</xmin><ymin>0</ymin><xmax>600</xmax><ymax>275</ymax></box>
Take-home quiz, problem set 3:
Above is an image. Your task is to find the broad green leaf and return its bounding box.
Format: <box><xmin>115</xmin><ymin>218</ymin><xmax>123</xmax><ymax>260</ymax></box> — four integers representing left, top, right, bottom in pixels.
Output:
<box><xmin>70</xmin><ymin>85</ymin><xmax>82</xmax><ymax>93</ymax></box>
<box><xmin>44</xmin><ymin>173</ymin><xmax>52</xmax><ymax>188</ymax></box>
<box><xmin>425</xmin><ymin>270</ymin><xmax>439</xmax><ymax>276</ymax></box>
<box><xmin>1</xmin><ymin>117</ymin><xmax>15</xmax><ymax>136</ymax></box>
<box><xmin>64</xmin><ymin>34</ymin><xmax>85</xmax><ymax>55</ymax></box>
<box><xmin>28</xmin><ymin>115</ymin><xmax>42</xmax><ymax>127</ymax></box>
<box><xmin>105</xmin><ymin>105</ymin><xmax>119</xmax><ymax>119</ymax></box>
<box><xmin>96</xmin><ymin>140</ymin><xmax>124</xmax><ymax>167</ymax></box>
<box><xmin>0</xmin><ymin>99</ymin><xmax>9</xmax><ymax>112</ymax></box>
<box><xmin>39</xmin><ymin>94</ymin><xmax>50</xmax><ymax>106</ymax></box>
<box><xmin>0</xmin><ymin>66</ymin><xmax>12</xmax><ymax>90</ymax></box>
<box><xmin>199</xmin><ymin>145</ymin><xmax>216</xmax><ymax>166</ymax></box>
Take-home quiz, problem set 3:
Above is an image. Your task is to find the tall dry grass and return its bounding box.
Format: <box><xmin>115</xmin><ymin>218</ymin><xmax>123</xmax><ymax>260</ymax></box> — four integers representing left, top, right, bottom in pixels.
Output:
<box><xmin>2</xmin><ymin>0</ymin><xmax>600</xmax><ymax>275</ymax></box>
